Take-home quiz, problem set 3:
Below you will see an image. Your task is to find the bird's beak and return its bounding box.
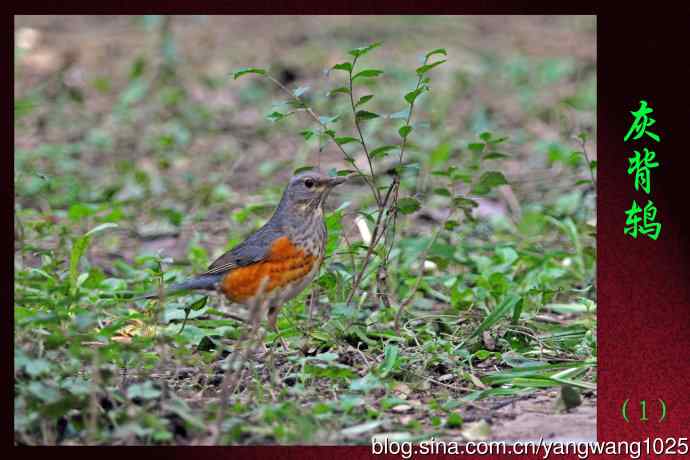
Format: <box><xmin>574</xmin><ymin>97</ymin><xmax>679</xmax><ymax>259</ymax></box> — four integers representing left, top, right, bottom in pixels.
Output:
<box><xmin>325</xmin><ymin>175</ymin><xmax>348</xmax><ymax>187</ymax></box>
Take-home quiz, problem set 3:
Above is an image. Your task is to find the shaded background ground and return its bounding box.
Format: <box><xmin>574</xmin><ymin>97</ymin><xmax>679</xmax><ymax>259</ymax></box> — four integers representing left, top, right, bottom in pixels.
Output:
<box><xmin>15</xmin><ymin>15</ymin><xmax>596</xmax><ymax>444</ymax></box>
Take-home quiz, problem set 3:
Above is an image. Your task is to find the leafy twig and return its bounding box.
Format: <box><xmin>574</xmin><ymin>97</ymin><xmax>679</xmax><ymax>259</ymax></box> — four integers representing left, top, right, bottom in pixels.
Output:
<box><xmin>348</xmin><ymin>55</ymin><xmax>381</xmax><ymax>204</ymax></box>
<box><xmin>262</xmin><ymin>74</ymin><xmax>380</xmax><ymax>202</ymax></box>
<box><xmin>345</xmin><ymin>181</ymin><xmax>396</xmax><ymax>304</ymax></box>
<box><xmin>347</xmin><ymin>50</ymin><xmax>436</xmax><ymax>303</ymax></box>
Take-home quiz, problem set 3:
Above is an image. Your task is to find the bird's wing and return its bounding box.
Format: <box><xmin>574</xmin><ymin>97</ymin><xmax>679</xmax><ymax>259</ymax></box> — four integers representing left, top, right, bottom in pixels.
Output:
<box><xmin>203</xmin><ymin>243</ymin><xmax>268</xmax><ymax>275</ymax></box>
<box><xmin>202</xmin><ymin>224</ymin><xmax>282</xmax><ymax>276</ymax></box>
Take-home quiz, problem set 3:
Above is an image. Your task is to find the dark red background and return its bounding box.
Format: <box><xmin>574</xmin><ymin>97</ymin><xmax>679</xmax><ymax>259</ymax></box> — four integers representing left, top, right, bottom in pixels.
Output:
<box><xmin>597</xmin><ymin>9</ymin><xmax>690</xmax><ymax>445</ymax></box>
<box><xmin>7</xmin><ymin>5</ymin><xmax>690</xmax><ymax>459</ymax></box>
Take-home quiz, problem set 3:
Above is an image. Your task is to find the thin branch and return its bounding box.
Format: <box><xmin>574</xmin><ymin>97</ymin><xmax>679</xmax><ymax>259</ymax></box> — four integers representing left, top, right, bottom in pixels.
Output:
<box><xmin>340</xmin><ymin>226</ymin><xmax>360</xmax><ymax>293</ymax></box>
<box><xmin>381</xmin><ymin>180</ymin><xmax>400</xmax><ymax>268</ymax></box>
<box><xmin>345</xmin><ymin>180</ymin><xmax>397</xmax><ymax>304</ymax></box>
<box><xmin>367</xmin><ymin>56</ymin><xmax>430</xmax><ymax>306</ymax></box>
<box><xmin>398</xmin><ymin>55</ymin><xmax>429</xmax><ymax>166</ymax></box>
<box><xmin>264</xmin><ymin>75</ymin><xmax>380</xmax><ymax>201</ymax></box>
<box><xmin>376</xmin><ymin>181</ymin><xmax>400</xmax><ymax>307</ymax></box>
<box><xmin>348</xmin><ymin>55</ymin><xmax>381</xmax><ymax>204</ymax></box>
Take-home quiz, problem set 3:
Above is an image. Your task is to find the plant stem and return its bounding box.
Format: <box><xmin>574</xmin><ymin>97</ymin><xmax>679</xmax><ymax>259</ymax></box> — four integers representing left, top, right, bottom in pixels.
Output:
<box><xmin>348</xmin><ymin>55</ymin><xmax>381</xmax><ymax>204</ymax></box>
<box><xmin>343</xmin><ymin>55</ymin><xmax>429</xmax><ymax>306</ymax></box>
<box><xmin>398</xmin><ymin>55</ymin><xmax>428</xmax><ymax>165</ymax></box>
<box><xmin>345</xmin><ymin>181</ymin><xmax>396</xmax><ymax>304</ymax></box>
<box><xmin>264</xmin><ymin>74</ymin><xmax>380</xmax><ymax>201</ymax></box>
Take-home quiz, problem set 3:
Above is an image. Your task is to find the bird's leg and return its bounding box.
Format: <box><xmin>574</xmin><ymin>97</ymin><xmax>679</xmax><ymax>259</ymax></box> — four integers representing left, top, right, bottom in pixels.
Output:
<box><xmin>267</xmin><ymin>308</ymin><xmax>289</xmax><ymax>351</ymax></box>
<box><xmin>214</xmin><ymin>295</ymin><xmax>248</xmax><ymax>361</ymax></box>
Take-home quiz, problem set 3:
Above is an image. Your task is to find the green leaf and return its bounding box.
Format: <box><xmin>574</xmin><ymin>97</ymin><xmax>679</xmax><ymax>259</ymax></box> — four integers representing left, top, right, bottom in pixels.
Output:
<box><xmin>68</xmin><ymin>203</ymin><xmax>95</xmax><ymax>221</ymax></box>
<box><xmin>426</xmin><ymin>48</ymin><xmax>447</xmax><ymax>59</ymax></box>
<box><xmin>446</xmin><ymin>412</ymin><xmax>463</xmax><ymax>428</ymax></box>
<box><xmin>488</xmin><ymin>136</ymin><xmax>509</xmax><ymax>145</ymax></box>
<box><xmin>453</xmin><ymin>196</ymin><xmax>479</xmax><ymax>210</ymax></box>
<box><xmin>501</xmin><ymin>352</ymin><xmax>545</xmax><ymax>368</ymax></box>
<box><xmin>444</xmin><ymin>219</ymin><xmax>459</xmax><ymax>230</ymax></box>
<box><xmin>332</xmin><ymin>62</ymin><xmax>353</xmax><ymax>73</ymax></box>
<box><xmin>568</xmin><ymin>151</ymin><xmax>584</xmax><ymax>165</ymax></box>
<box><xmin>468</xmin><ymin>142</ymin><xmax>485</xmax><ymax>152</ymax></box>
<box><xmin>430</xmin><ymin>142</ymin><xmax>452</xmax><ymax>166</ymax></box>
<box><xmin>267</xmin><ymin>111</ymin><xmax>285</xmax><ymax>122</ymax></box>
<box><xmin>70</xmin><ymin>223</ymin><xmax>118</xmax><ymax>295</ymax></box>
<box><xmin>397</xmin><ymin>197</ymin><xmax>421</xmax><ymax>214</ymax></box>
<box><xmin>127</xmin><ymin>381</ymin><xmax>161</xmax><ymax>400</ymax></box>
<box><xmin>319</xmin><ymin>114</ymin><xmax>341</xmax><ymax>125</ymax></box>
<box><xmin>84</xmin><ymin>222</ymin><xmax>118</xmax><ymax>237</ymax></box>
<box><xmin>484</xmin><ymin>152</ymin><xmax>509</xmax><ymax>160</ymax></box>
<box><xmin>25</xmin><ymin>358</ymin><xmax>52</xmax><ymax>377</ymax></box>
<box><xmin>287</xmin><ymin>99</ymin><xmax>306</xmax><ymax>110</ymax></box>
<box><xmin>335</xmin><ymin>136</ymin><xmax>360</xmax><ymax>146</ymax></box>
<box><xmin>378</xmin><ymin>344</ymin><xmax>400</xmax><ymax>377</ymax></box>
<box><xmin>471</xmin><ymin>295</ymin><xmax>521</xmax><ymax>338</ymax></box>
<box><xmin>355</xmin><ymin>110</ymin><xmax>380</xmax><ymax>121</ymax></box>
<box><xmin>129</xmin><ymin>56</ymin><xmax>146</xmax><ymax>80</ymax></box>
<box><xmin>189</xmin><ymin>296</ymin><xmax>208</xmax><ymax>311</ymax></box>
<box><xmin>471</xmin><ymin>171</ymin><xmax>508</xmax><ymax>195</ymax></box>
<box><xmin>479</xmin><ymin>132</ymin><xmax>493</xmax><ymax>142</ymax></box>
<box><xmin>511</xmin><ymin>297</ymin><xmax>524</xmax><ymax>324</ymax></box>
<box><xmin>404</xmin><ymin>87</ymin><xmax>424</xmax><ymax>105</ymax></box>
<box><xmin>14</xmin><ymin>97</ymin><xmax>37</xmax><ymax>121</ymax></box>
<box><xmin>293</xmin><ymin>86</ymin><xmax>310</xmax><ymax>97</ymax></box>
<box><xmin>348</xmin><ymin>42</ymin><xmax>382</xmax><ymax>58</ymax></box>
<box><xmin>370</xmin><ymin>145</ymin><xmax>398</xmax><ymax>159</ymax></box>
<box><xmin>398</xmin><ymin>125</ymin><xmax>413</xmax><ymax>138</ymax></box>
<box><xmin>300</xmin><ymin>129</ymin><xmax>315</xmax><ymax>141</ymax></box>
<box><xmin>27</xmin><ymin>382</ymin><xmax>60</xmax><ymax>404</ymax></box>
<box><xmin>118</xmin><ymin>79</ymin><xmax>149</xmax><ymax>108</ymax></box>
<box><xmin>328</xmin><ymin>86</ymin><xmax>351</xmax><ymax>96</ymax></box>
<box><xmin>352</xmin><ymin>69</ymin><xmax>384</xmax><ymax>81</ymax></box>
<box><xmin>416</xmin><ymin>60</ymin><xmax>446</xmax><ymax>75</ymax></box>
<box><xmin>294</xmin><ymin>165</ymin><xmax>316</xmax><ymax>174</ymax></box>
<box><xmin>232</xmin><ymin>67</ymin><xmax>267</xmax><ymax>80</ymax></box>
<box><xmin>355</xmin><ymin>94</ymin><xmax>374</xmax><ymax>107</ymax></box>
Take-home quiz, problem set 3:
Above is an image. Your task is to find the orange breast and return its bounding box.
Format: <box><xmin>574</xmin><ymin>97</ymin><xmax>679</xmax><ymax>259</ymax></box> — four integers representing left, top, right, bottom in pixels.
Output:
<box><xmin>220</xmin><ymin>236</ymin><xmax>317</xmax><ymax>303</ymax></box>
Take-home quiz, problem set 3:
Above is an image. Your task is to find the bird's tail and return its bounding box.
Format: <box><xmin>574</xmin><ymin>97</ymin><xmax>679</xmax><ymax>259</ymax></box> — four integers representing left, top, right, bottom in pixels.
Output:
<box><xmin>135</xmin><ymin>274</ymin><xmax>223</xmax><ymax>301</ymax></box>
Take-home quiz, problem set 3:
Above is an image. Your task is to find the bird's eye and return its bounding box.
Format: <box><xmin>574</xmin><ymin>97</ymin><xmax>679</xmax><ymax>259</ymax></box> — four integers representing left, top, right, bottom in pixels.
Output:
<box><xmin>304</xmin><ymin>178</ymin><xmax>315</xmax><ymax>188</ymax></box>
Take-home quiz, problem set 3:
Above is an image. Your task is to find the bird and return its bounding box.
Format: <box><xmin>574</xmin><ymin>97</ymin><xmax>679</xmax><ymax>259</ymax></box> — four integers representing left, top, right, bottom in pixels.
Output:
<box><xmin>140</xmin><ymin>170</ymin><xmax>347</xmax><ymax>339</ymax></box>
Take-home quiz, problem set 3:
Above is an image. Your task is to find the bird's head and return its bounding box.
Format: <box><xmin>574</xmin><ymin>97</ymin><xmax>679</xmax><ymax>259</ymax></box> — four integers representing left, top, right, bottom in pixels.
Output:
<box><xmin>283</xmin><ymin>170</ymin><xmax>348</xmax><ymax>212</ymax></box>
